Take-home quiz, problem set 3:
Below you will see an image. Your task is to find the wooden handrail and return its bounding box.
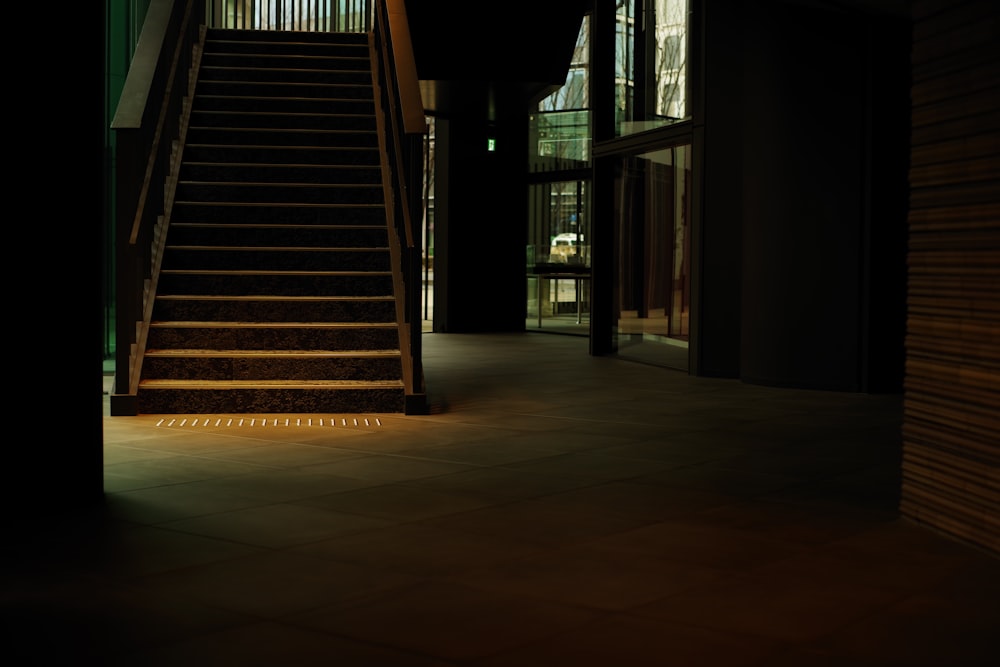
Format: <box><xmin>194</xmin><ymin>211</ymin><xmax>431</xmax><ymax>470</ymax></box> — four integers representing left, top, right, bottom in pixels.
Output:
<box><xmin>386</xmin><ymin>0</ymin><xmax>424</xmax><ymax>135</ymax></box>
<box><xmin>110</xmin><ymin>0</ymin><xmax>206</xmax><ymax>414</ymax></box>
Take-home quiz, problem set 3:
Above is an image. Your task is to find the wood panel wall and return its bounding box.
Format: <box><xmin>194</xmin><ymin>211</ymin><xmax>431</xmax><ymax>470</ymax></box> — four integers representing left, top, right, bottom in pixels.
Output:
<box><xmin>902</xmin><ymin>0</ymin><xmax>1000</xmax><ymax>556</ymax></box>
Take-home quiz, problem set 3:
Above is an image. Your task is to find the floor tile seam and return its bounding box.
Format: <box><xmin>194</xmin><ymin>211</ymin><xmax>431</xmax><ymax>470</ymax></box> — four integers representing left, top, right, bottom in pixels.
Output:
<box><xmin>103</xmin><ymin>440</ymin><xmax>482</xmax><ymax>466</ymax></box>
<box><xmin>103</xmin><ymin>490</ymin><xmax>363</xmax><ymax>526</ymax></box>
<box><xmin>386</xmin><ymin>479</ymin><xmax>605</xmax><ymax>506</ymax></box>
<box><xmin>617</xmin><ymin>589</ymin><xmax>888</xmax><ymax>647</ymax></box>
<box><xmin>148</xmin><ymin>522</ymin><xmax>405</xmax><ymax>554</ymax></box>
<box><xmin>103</xmin><ymin>422</ymin><xmax>387</xmax><ymax>445</ymax></box>
<box><xmin>642</xmin><ymin>459</ymin><xmax>880</xmax><ymax>484</ymax></box>
<box><xmin>480</xmin><ymin>602</ymin><xmax>791</xmax><ymax>661</ymax></box>
<box><xmin>118</xmin><ymin>447</ymin><xmax>406</xmax><ymax>473</ymax></box>
<box><xmin>268</xmin><ymin>620</ymin><xmax>470</xmax><ymax>666</ymax></box>
<box><xmin>271</xmin><ymin>616</ymin><xmax>470</xmax><ymax>666</ymax></box>
<box><xmin>294</xmin><ymin>478</ymin><xmax>545</xmax><ymax>508</ymax></box>
<box><xmin>104</xmin><ymin>453</ymin><xmax>293</xmax><ymax>475</ymax></box>
<box><xmin>102</xmin><ymin>464</ymin><xmax>396</xmax><ymax>494</ymax></box>
<box><xmin>121</xmin><ymin>527</ymin><xmax>426</xmax><ymax>580</ymax></box>
<box><xmin>394</xmin><ymin>460</ymin><xmax>639</xmax><ymax>485</ymax></box>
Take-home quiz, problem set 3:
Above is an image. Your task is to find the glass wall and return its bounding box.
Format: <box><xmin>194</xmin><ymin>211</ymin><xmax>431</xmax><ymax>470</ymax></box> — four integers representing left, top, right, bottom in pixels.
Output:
<box><xmin>615</xmin><ymin>0</ymin><xmax>690</xmax><ymax>137</ymax></box>
<box><xmin>612</xmin><ymin>144</ymin><xmax>691</xmax><ymax>369</ymax></box>
<box><xmin>527</xmin><ymin>15</ymin><xmax>592</xmax><ymax>335</ymax></box>
<box><xmin>527</xmin><ymin>180</ymin><xmax>591</xmax><ymax>334</ymax></box>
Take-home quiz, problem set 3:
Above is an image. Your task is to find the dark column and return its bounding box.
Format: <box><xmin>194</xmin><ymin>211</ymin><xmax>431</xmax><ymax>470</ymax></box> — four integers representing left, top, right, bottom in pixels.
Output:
<box><xmin>8</xmin><ymin>4</ymin><xmax>106</xmax><ymax>526</ymax></box>
<box><xmin>689</xmin><ymin>0</ymin><xmax>744</xmax><ymax>378</ymax></box>
<box><xmin>738</xmin><ymin>3</ymin><xmax>885</xmax><ymax>391</ymax></box>
<box><xmin>432</xmin><ymin>112</ymin><xmax>529</xmax><ymax>332</ymax></box>
<box><xmin>589</xmin><ymin>0</ymin><xmax>617</xmax><ymax>356</ymax></box>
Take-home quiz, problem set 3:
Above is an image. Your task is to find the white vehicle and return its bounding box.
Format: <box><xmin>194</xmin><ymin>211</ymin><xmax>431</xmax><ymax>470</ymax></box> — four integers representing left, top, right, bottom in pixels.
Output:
<box><xmin>551</xmin><ymin>232</ymin><xmax>582</xmax><ymax>247</ymax></box>
<box><xmin>549</xmin><ymin>233</ymin><xmax>586</xmax><ymax>264</ymax></box>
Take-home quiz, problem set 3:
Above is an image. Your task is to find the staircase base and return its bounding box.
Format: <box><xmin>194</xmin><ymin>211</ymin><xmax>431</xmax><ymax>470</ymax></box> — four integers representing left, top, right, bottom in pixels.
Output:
<box><xmin>135</xmin><ymin>384</ymin><xmax>406</xmax><ymax>414</ymax></box>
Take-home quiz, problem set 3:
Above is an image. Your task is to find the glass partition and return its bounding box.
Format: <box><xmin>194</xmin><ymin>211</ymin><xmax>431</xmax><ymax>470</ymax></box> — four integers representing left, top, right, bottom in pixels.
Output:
<box><xmin>527</xmin><ymin>180</ymin><xmax>591</xmax><ymax>335</ymax></box>
<box><xmin>612</xmin><ymin>144</ymin><xmax>691</xmax><ymax>368</ymax></box>
<box><xmin>526</xmin><ymin>13</ymin><xmax>592</xmax><ymax>336</ymax></box>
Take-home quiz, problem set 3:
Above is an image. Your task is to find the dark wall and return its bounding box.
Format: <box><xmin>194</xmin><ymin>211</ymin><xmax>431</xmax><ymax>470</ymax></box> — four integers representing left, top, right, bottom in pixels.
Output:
<box><xmin>8</xmin><ymin>4</ymin><xmax>106</xmax><ymax>524</ymax></box>
<box><xmin>736</xmin><ymin>2</ymin><xmax>909</xmax><ymax>391</ymax></box>
<box><xmin>432</xmin><ymin>115</ymin><xmax>529</xmax><ymax>332</ymax></box>
<box><xmin>691</xmin><ymin>0</ymin><xmax>745</xmax><ymax>378</ymax></box>
<box><xmin>901</xmin><ymin>0</ymin><xmax>1000</xmax><ymax>557</ymax></box>
<box><xmin>860</xmin><ymin>16</ymin><xmax>910</xmax><ymax>393</ymax></box>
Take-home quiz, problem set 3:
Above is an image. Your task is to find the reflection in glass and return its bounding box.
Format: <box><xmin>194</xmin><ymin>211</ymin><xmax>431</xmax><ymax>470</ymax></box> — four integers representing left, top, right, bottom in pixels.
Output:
<box><xmin>530</xmin><ymin>14</ymin><xmax>591</xmax><ymax>175</ymax></box>
<box><xmin>529</xmin><ymin>110</ymin><xmax>591</xmax><ymax>173</ymax></box>
<box><xmin>616</xmin><ymin>0</ymin><xmax>690</xmax><ymax>137</ymax></box>
<box><xmin>613</xmin><ymin>144</ymin><xmax>691</xmax><ymax>369</ymax></box>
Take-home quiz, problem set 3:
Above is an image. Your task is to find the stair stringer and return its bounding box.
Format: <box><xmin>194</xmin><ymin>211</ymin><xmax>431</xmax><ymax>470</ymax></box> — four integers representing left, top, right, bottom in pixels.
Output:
<box><xmin>113</xmin><ymin>26</ymin><xmax>208</xmax><ymax>412</ymax></box>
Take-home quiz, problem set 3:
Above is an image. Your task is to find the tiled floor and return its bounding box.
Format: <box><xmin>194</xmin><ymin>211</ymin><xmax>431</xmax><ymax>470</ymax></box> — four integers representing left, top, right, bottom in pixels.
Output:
<box><xmin>6</xmin><ymin>332</ymin><xmax>999</xmax><ymax>666</ymax></box>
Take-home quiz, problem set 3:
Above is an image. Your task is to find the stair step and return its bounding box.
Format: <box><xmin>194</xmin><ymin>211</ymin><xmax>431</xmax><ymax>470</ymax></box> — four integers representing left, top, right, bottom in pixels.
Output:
<box><xmin>173</xmin><ymin>182</ymin><xmax>384</xmax><ymax>205</ymax></box>
<box><xmin>146</xmin><ymin>322</ymin><xmax>399</xmax><ymax>351</ymax></box>
<box><xmin>193</xmin><ymin>95</ymin><xmax>375</xmax><ymax>114</ymax></box>
<box><xmin>170</xmin><ymin>201</ymin><xmax>385</xmax><ymax>225</ymax></box>
<box><xmin>183</xmin><ymin>126</ymin><xmax>378</xmax><ymax>147</ymax></box>
<box><xmin>132</xmin><ymin>28</ymin><xmax>412</xmax><ymax>416</ymax></box>
<box><xmin>162</xmin><ymin>246</ymin><xmax>390</xmax><ymax>271</ymax></box>
<box><xmin>141</xmin><ymin>350</ymin><xmax>403</xmax><ymax>382</ymax></box>
<box><xmin>151</xmin><ymin>295</ymin><xmax>397</xmax><ymax>322</ymax></box>
<box><xmin>139</xmin><ymin>379</ymin><xmax>403</xmax><ymax>388</ymax></box>
<box><xmin>178</xmin><ymin>163</ymin><xmax>382</xmax><ymax>183</ymax></box>
<box><xmin>153</xmin><ymin>294</ymin><xmax>396</xmax><ymax>324</ymax></box>
<box><xmin>194</xmin><ymin>80</ymin><xmax>373</xmax><ymax>99</ymax></box>
<box><xmin>188</xmin><ymin>109</ymin><xmax>375</xmax><ymax>131</ymax></box>
<box><xmin>198</xmin><ymin>65</ymin><xmax>372</xmax><ymax>85</ymax></box>
<box><xmin>146</xmin><ymin>349</ymin><xmax>399</xmax><ymax>359</ymax></box>
<box><xmin>201</xmin><ymin>52</ymin><xmax>371</xmax><ymax>67</ymax></box>
<box><xmin>181</xmin><ymin>144</ymin><xmax>380</xmax><ymax>165</ymax></box>
<box><xmin>167</xmin><ymin>223</ymin><xmax>388</xmax><ymax>246</ymax></box>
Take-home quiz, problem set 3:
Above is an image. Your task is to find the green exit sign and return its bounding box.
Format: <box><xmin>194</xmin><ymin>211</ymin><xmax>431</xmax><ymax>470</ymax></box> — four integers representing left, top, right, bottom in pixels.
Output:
<box><xmin>487</xmin><ymin>138</ymin><xmax>496</xmax><ymax>152</ymax></box>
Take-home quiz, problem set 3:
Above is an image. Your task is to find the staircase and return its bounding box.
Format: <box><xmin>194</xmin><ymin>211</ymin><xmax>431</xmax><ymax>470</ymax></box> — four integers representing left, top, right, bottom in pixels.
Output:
<box><xmin>136</xmin><ymin>28</ymin><xmax>409</xmax><ymax>414</ymax></box>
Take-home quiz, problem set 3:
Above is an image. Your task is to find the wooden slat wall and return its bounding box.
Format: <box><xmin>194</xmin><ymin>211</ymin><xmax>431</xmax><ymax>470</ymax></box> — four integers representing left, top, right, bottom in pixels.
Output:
<box><xmin>902</xmin><ymin>0</ymin><xmax>1000</xmax><ymax>556</ymax></box>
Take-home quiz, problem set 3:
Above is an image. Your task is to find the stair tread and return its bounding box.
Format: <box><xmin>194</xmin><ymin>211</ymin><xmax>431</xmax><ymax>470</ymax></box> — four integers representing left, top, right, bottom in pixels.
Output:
<box><xmin>144</xmin><ymin>349</ymin><xmax>401</xmax><ymax>356</ymax></box>
<box><xmin>181</xmin><ymin>162</ymin><xmax>380</xmax><ymax>168</ymax></box>
<box><xmin>140</xmin><ymin>379</ymin><xmax>405</xmax><ymax>388</ymax></box>
<box><xmin>169</xmin><ymin>224</ymin><xmax>386</xmax><ymax>230</ymax></box>
<box><xmin>149</xmin><ymin>321</ymin><xmax>397</xmax><ymax>327</ymax></box>
<box><xmin>171</xmin><ymin>201</ymin><xmax>385</xmax><ymax>207</ymax></box>
<box><xmin>176</xmin><ymin>181</ymin><xmax>382</xmax><ymax>187</ymax></box>
<box><xmin>154</xmin><ymin>295</ymin><xmax>394</xmax><ymax>300</ymax></box>
<box><xmin>139</xmin><ymin>379</ymin><xmax>403</xmax><ymax>389</ymax></box>
<box><xmin>160</xmin><ymin>269</ymin><xmax>391</xmax><ymax>274</ymax></box>
<box><xmin>166</xmin><ymin>246</ymin><xmax>389</xmax><ymax>251</ymax></box>
<box><xmin>191</xmin><ymin>109</ymin><xmax>374</xmax><ymax>117</ymax></box>
<box><xmin>184</xmin><ymin>143</ymin><xmax>377</xmax><ymax>149</ymax></box>
<box><xmin>186</xmin><ymin>126</ymin><xmax>375</xmax><ymax>133</ymax></box>
<box><xmin>195</xmin><ymin>95</ymin><xmax>373</xmax><ymax>102</ymax></box>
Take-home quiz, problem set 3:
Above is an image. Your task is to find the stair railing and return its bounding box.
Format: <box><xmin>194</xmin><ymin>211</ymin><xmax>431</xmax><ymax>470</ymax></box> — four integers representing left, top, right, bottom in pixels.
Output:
<box><xmin>112</xmin><ymin>0</ymin><xmax>427</xmax><ymax>414</ymax></box>
<box><xmin>370</xmin><ymin>0</ymin><xmax>428</xmax><ymax>413</ymax></box>
<box><xmin>207</xmin><ymin>0</ymin><xmax>370</xmax><ymax>31</ymax></box>
<box><xmin>110</xmin><ymin>0</ymin><xmax>206</xmax><ymax>415</ymax></box>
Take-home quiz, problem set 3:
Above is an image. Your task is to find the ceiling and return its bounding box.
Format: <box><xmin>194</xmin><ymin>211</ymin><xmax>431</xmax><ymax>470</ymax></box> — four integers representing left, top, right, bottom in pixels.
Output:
<box><xmin>402</xmin><ymin>0</ymin><xmax>592</xmax><ymax>119</ymax></box>
<box><xmin>400</xmin><ymin>0</ymin><xmax>910</xmax><ymax>121</ymax></box>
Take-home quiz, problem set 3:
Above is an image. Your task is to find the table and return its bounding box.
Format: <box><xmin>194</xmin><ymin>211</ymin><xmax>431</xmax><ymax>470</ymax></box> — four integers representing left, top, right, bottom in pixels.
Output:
<box><xmin>528</xmin><ymin>272</ymin><xmax>591</xmax><ymax>329</ymax></box>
